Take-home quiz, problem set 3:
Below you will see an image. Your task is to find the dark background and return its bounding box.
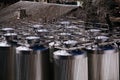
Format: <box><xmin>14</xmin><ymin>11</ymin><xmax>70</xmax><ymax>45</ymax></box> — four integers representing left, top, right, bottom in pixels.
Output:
<box><xmin>0</xmin><ymin>0</ymin><xmax>19</xmax><ymax>4</ymax></box>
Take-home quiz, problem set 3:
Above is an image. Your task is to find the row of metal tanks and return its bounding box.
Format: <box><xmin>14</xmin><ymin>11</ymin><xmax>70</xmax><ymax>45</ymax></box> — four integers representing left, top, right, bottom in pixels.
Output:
<box><xmin>0</xmin><ymin>21</ymin><xmax>120</xmax><ymax>80</ymax></box>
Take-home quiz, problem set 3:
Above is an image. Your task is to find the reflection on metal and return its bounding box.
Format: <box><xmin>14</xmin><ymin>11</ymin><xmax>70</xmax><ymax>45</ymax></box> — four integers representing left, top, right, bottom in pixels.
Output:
<box><xmin>0</xmin><ymin>42</ymin><xmax>15</xmax><ymax>80</ymax></box>
<box><xmin>53</xmin><ymin>49</ymin><xmax>88</xmax><ymax>80</ymax></box>
<box><xmin>16</xmin><ymin>45</ymin><xmax>50</xmax><ymax>80</ymax></box>
<box><xmin>86</xmin><ymin>44</ymin><xmax>119</xmax><ymax>80</ymax></box>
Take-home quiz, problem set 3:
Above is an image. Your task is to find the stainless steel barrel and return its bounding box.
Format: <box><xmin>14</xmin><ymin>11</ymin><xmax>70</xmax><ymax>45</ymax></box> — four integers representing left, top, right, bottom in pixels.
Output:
<box><xmin>86</xmin><ymin>44</ymin><xmax>119</xmax><ymax>80</ymax></box>
<box><xmin>100</xmin><ymin>45</ymin><xmax>119</xmax><ymax>80</ymax></box>
<box><xmin>1</xmin><ymin>28</ymin><xmax>14</xmax><ymax>34</ymax></box>
<box><xmin>86</xmin><ymin>45</ymin><xmax>100</xmax><ymax>80</ymax></box>
<box><xmin>53</xmin><ymin>49</ymin><xmax>88</xmax><ymax>80</ymax></box>
<box><xmin>26</xmin><ymin>36</ymin><xmax>40</xmax><ymax>46</ymax></box>
<box><xmin>31</xmin><ymin>45</ymin><xmax>50</xmax><ymax>80</ymax></box>
<box><xmin>0</xmin><ymin>42</ymin><xmax>15</xmax><ymax>80</ymax></box>
<box><xmin>16</xmin><ymin>46</ymin><xmax>33</xmax><ymax>80</ymax></box>
<box><xmin>16</xmin><ymin>45</ymin><xmax>50</xmax><ymax>80</ymax></box>
<box><xmin>4</xmin><ymin>33</ymin><xmax>17</xmax><ymax>42</ymax></box>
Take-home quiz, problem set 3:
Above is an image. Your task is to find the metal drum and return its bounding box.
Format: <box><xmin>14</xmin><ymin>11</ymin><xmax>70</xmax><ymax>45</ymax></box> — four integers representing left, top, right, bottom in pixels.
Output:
<box><xmin>49</xmin><ymin>41</ymin><xmax>61</xmax><ymax>80</ymax></box>
<box><xmin>0</xmin><ymin>41</ymin><xmax>15</xmax><ymax>80</ymax></box>
<box><xmin>116</xmin><ymin>41</ymin><xmax>120</xmax><ymax>78</ymax></box>
<box><xmin>59</xmin><ymin>21</ymin><xmax>70</xmax><ymax>26</ymax></box>
<box><xmin>4</xmin><ymin>33</ymin><xmax>17</xmax><ymax>42</ymax></box>
<box><xmin>32</xmin><ymin>24</ymin><xmax>43</xmax><ymax>29</ymax></box>
<box><xmin>30</xmin><ymin>45</ymin><xmax>50</xmax><ymax>80</ymax></box>
<box><xmin>88</xmin><ymin>29</ymin><xmax>101</xmax><ymax>37</ymax></box>
<box><xmin>16</xmin><ymin>45</ymin><xmax>50</xmax><ymax>80</ymax></box>
<box><xmin>95</xmin><ymin>36</ymin><xmax>108</xmax><ymax>42</ymax></box>
<box><xmin>15</xmin><ymin>46</ymin><xmax>33</xmax><ymax>80</ymax></box>
<box><xmin>37</xmin><ymin>29</ymin><xmax>48</xmax><ymax>37</ymax></box>
<box><xmin>86</xmin><ymin>44</ymin><xmax>119</xmax><ymax>80</ymax></box>
<box><xmin>1</xmin><ymin>28</ymin><xmax>14</xmax><ymax>34</ymax></box>
<box><xmin>100</xmin><ymin>44</ymin><xmax>119</xmax><ymax>80</ymax></box>
<box><xmin>86</xmin><ymin>45</ymin><xmax>102</xmax><ymax>80</ymax></box>
<box><xmin>53</xmin><ymin>49</ymin><xmax>88</xmax><ymax>80</ymax></box>
<box><xmin>26</xmin><ymin>36</ymin><xmax>40</xmax><ymax>46</ymax></box>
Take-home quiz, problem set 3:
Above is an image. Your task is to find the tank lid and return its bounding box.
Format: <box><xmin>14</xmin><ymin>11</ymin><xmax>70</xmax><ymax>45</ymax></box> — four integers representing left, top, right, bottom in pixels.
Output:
<box><xmin>26</xmin><ymin>36</ymin><xmax>40</xmax><ymax>40</ymax></box>
<box><xmin>89</xmin><ymin>29</ymin><xmax>101</xmax><ymax>32</ymax></box>
<box><xmin>59</xmin><ymin>33</ymin><xmax>71</xmax><ymax>36</ymax></box>
<box><xmin>64</xmin><ymin>40</ymin><xmax>77</xmax><ymax>45</ymax></box>
<box><xmin>0</xmin><ymin>42</ymin><xmax>10</xmax><ymax>47</ymax></box>
<box><xmin>59</xmin><ymin>21</ymin><xmax>70</xmax><ymax>25</ymax></box>
<box><xmin>74</xmin><ymin>32</ymin><xmax>83</xmax><ymax>35</ymax></box>
<box><xmin>32</xmin><ymin>24</ymin><xmax>43</xmax><ymax>28</ymax></box>
<box><xmin>4</xmin><ymin>33</ymin><xmax>17</xmax><ymax>36</ymax></box>
<box><xmin>54</xmin><ymin>50</ymin><xmax>72</xmax><ymax>56</ymax></box>
<box><xmin>2</xmin><ymin>28</ymin><xmax>14</xmax><ymax>31</ymax></box>
<box><xmin>37</xmin><ymin>29</ymin><xmax>48</xmax><ymax>32</ymax></box>
<box><xmin>16</xmin><ymin>46</ymin><xmax>32</xmax><ymax>51</ymax></box>
<box><xmin>86</xmin><ymin>45</ymin><xmax>98</xmax><ymax>50</ymax></box>
<box><xmin>49</xmin><ymin>41</ymin><xmax>61</xmax><ymax>47</ymax></box>
<box><xmin>22</xmin><ymin>32</ymin><xmax>30</xmax><ymax>36</ymax></box>
<box><xmin>66</xmin><ymin>25</ymin><xmax>78</xmax><ymax>29</ymax></box>
<box><xmin>95</xmin><ymin>36</ymin><xmax>108</xmax><ymax>41</ymax></box>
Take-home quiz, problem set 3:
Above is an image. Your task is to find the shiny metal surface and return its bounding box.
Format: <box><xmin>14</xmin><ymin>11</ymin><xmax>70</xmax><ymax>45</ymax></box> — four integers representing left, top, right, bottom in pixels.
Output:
<box><xmin>15</xmin><ymin>46</ymin><xmax>32</xmax><ymax>80</ymax></box>
<box><xmin>0</xmin><ymin>42</ymin><xmax>15</xmax><ymax>80</ymax></box>
<box><xmin>86</xmin><ymin>46</ymin><xmax>100</xmax><ymax>80</ymax></box>
<box><xmin>100</xmin><ymin>45</ymin><xmax>119</xmax><ymax>80</ymax></box>
<box><xmin>4</xmin><ymin>33</ymin><xmax>17</xmax><ymax>42</ymax></box>
<box><xmin>15</xmin><ymin>45</ymin><xmax>50</xmax><ymax>80</ymax></box>
<box><xmin>86</xmin><ymin>44</ymin><xmax>119</xmax><ymax>80</ymax></box>
<box><xmin>53</xmin><ymin>49</ymin><xmax>88</xmax><ymax>80</ymax></box>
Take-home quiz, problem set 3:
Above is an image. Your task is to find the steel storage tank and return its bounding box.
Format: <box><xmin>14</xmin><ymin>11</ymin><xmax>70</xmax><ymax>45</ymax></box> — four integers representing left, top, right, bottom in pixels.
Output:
<box><xmin>0</xmin><ymin>41</ymin><xmax>15</xmax><ymax>80</ymax></box>
<box><xmin>4</xmin><ymin>33</ymin><xmax>17</xmax><ymax>42</ymax></box>
<box><xmin>15</xmin><ymin>46</ymin><xmax>33</xmax><ymax>80</ymax></box>
<box><xmin>16</xmin><ymin>45</ymin><xmax>50</xmax><ymax>80</ymax></box>
<box><xmin>49</xmin><ymin>41</ymin><xmax>61</xmax><ymax>80</ymax></box>
<box><xmin>100</xmin><ymin>44</ymin><xmax>119</xmax><ymax>80</ymax></box>
<box><xmin>31</xmin><ymin>45</ymin><xmax>50</xmax><ymax>80</ymax></box>
<box><xmin>1</xmin><ymin>28</ymin><xmax>14</xmax><ymax>34</ymax></box>
<box><xmin>86</xmin><ymin>44</ymin><xmax>119</xmax><ymax>80</ymax></box>
<box><xmin>86</xmin><ymin>45</ymin><xmax>102</xmax><ymax>80</ymax></box>
<box><xmin>53</xmin><ymin>49</ymin><xmax>88</xmax><ymax>80</ymax></box>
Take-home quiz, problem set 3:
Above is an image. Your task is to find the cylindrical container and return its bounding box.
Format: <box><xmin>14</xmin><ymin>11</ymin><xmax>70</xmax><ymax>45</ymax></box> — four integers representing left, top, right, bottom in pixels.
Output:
<box><xmin>0</xmin><ymin>41</ymin><xmax>15</xmax><ymax>80</ymax></box>
<box><xmin>15</xmin><ymin>46</ymin><xmax>33</xmax><ymax>80</ymax></box>
<box><xmin>49</xmin><ymin>41</ymin><xmax>61</xmax><ymax>80</ymax></box>
<box><xmin>86</xmin><ymin>44</ymin><xmax>119</xmax><ymax>80</ymax></box>
<box><xmin>32</xmin><ymin>24</ymin><xmax>43</xmax><ymax>29</ymax></box>
<box><xmin>4</xmin><ymin>33</ymin><xmax>17</xmax><ymax>42</ymax></box>
<box><xmin>95</xmin><ymin>36</ymin><xmax>108</xmax><ymax>42</ymax></box>
<box><xmin>116</xmin><ymin>42</ymin><xmax>120</xmax><ymax>78</ymax></box>
<box><xmin>16</xmin><ymin>45</ymin><xmax>50</xmax><ymax>80</ymax></box>
<box><xmin>59</xmin><ymin>21</ymin><xmax>70</xmax><ymax>25</ymax></box>
<box><xmin>86</xmin><ymin>45</ymin><xmax>102</xmax><ymax>80</ymax></box>
<box><xmin>37</xmin><ymin>29</ymin><xmax>49</xmax><ymax>37</ymax></box>
<box><xmin>88</xmin><ymin>29</ymin><xmax>101</xmax><ymax>38</ymax></box>
<box><xmin>31</xmin><ymin>45</ymin><xmax>50</xmax><ymax>80</ymax></box>
<box><xmin>100</xmin><ymin>45</ymin><xmax>119</xmax><ymax>80</ymax></box>
<box><xmin>26</xmin><ymin>36</ymin><xmax>40</xmax><ymax>46</ymax></box>
<box><xmin>1</xmin><ymin>28</ymin><xmax>14</xmax><ymax>34</ymax></box>
<box><xmin>53</xmin><ymin>49</ymin><xmax>88</xmax><ymax>80</ymax></box>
